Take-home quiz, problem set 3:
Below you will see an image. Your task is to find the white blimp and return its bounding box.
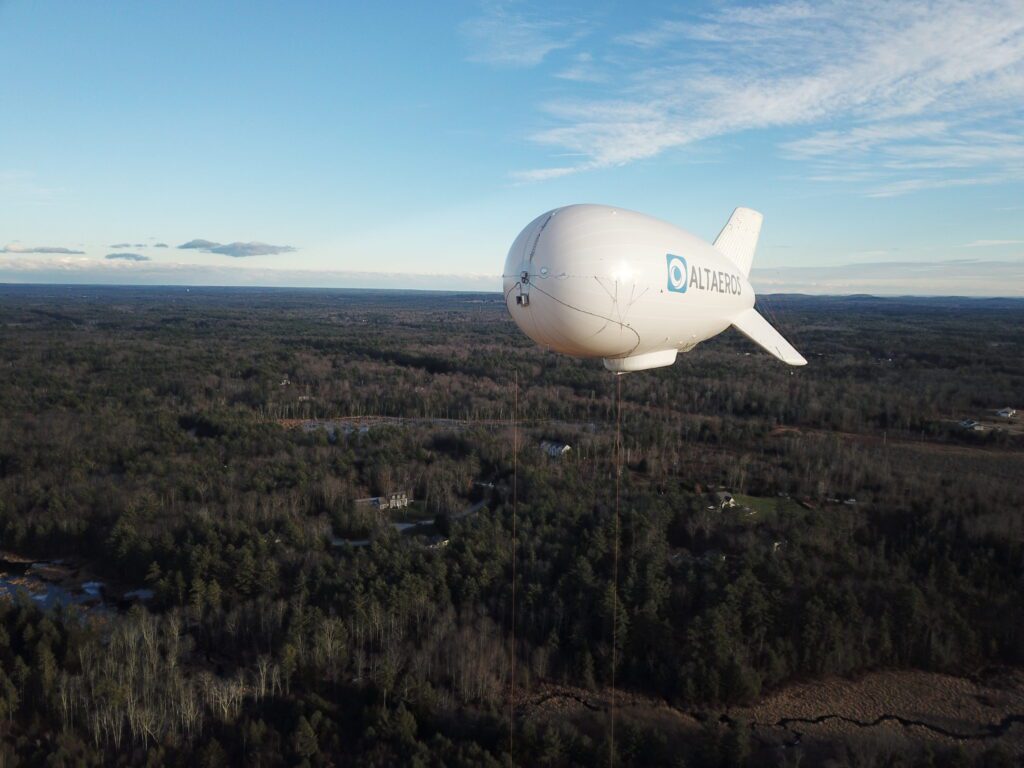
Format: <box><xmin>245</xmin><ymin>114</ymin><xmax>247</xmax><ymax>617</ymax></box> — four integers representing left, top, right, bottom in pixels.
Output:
<box><xmin>503</xmin><ymin>204</ymin><xmax>806</xmax><ymax>373</ymax></box>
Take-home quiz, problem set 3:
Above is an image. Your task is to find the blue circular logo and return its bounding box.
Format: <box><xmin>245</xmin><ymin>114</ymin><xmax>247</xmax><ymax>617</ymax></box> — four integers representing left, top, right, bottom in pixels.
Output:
<box><xmin>666</xmin><ymin>254</ymin><xmax>688</xmax><ymax>293</ymax></box>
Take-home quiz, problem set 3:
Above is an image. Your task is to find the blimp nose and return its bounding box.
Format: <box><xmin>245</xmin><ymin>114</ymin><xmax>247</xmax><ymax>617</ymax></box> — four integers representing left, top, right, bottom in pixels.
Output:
<box><xmin>503</xmin><ymin>210</ymin><xmax>557</xmax><ymax>340</ymax></box>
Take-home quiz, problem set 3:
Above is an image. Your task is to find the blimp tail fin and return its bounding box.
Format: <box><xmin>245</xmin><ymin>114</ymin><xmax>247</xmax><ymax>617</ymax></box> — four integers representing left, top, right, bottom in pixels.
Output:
<box><xmin>732</xmin><ymin>307</ymin><xmax>807</xmax><ymax>366</ymax></box>
<box><xmin>713</xmin><ymin>207</ymin><xmax>763</xmax><ymax>277</ymax></box>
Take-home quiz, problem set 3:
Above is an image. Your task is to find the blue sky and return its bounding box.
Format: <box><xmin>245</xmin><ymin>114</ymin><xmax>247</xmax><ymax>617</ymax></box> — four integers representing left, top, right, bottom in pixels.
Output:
<box><xmin>1</xmin><ymin>0</ymin><xmax>1022</xmax><ymax>295</ymax></box>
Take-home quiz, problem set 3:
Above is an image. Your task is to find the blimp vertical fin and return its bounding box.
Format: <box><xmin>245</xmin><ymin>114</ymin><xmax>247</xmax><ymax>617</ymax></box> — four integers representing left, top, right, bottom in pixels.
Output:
<box><xmin>732</xmin><ymin>308</ymin><xmax>807</xmax><ymax>366</ymax></box>
<box><xmin>713</xmin><ymin>207</ymin><xmax>763</xmax><ymax>277</ymax></box>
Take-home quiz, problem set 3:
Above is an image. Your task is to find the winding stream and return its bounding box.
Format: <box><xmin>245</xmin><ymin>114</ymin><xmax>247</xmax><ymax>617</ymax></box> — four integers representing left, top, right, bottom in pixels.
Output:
<box><xmin>747</xmin><ymin>711</ymin><xmax>1024</xmax><ymax>748</ymax></box>
<box><xmin>525</xmin><ymin>686</ymin><xmax>1024</xmax><ymax>749</ymax></box>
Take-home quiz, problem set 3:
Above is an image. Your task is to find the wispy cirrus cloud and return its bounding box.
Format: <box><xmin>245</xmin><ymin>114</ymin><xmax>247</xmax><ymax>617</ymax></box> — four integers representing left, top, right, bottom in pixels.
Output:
<box><xmin>0</xmin><ymin>171</ymin><xmax>64</xmax><ymax>206</ymax></box>
<box><xmin>507</xmin><ymin>0</ymin><xmax>1024</xmax><ymax>195</ymax></box>
<box><xmin>962</xmin><ymin>239</ymin><xmax>1024</xmax><ymax>247</ymax></box>
<box><xmin>752</xmin><ymin>257</ymin><xmax>1024</xmax><ymax>296</ymax></box>
<box><xmin>461</xmin><ymin>2</ymin><xmax>586</xmax><ymax>67</ymax></box>
<box><xmin>555</xmin><ymin>52</ymin><xmax>604</xmax><ymax>83</ymax></box>
<box><xmin>788</xmin><ymin>122</ymin><xmax>1024</xmax><ymax>196</ymax></box>
<box><xmin>2</xmin><ymin>242</ymin><xmax>85</xmax><ymax>255</ymax></box>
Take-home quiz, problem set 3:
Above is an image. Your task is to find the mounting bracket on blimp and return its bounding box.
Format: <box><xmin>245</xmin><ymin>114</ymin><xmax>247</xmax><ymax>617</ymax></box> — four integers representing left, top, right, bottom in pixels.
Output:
<box><xmin>503</xmin><ymin>204</ymin><xmax>806</xmax><ymax>373</ymax></box>
<box><xmin>515</xmin><ymin>271</ymin><xmax>531</xmax><ymax>306</ymax></box>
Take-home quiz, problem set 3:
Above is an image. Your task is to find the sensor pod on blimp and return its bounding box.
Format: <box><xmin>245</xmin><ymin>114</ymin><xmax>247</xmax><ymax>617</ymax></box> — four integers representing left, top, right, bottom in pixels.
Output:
<box><xmin>503</xmin><ymin>204</ymin><xmax>806</xmax><ymax>373</ymax></box>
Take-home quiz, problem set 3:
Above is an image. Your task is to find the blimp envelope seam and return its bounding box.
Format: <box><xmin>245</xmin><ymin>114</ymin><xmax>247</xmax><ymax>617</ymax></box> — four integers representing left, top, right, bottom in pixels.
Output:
<box><xmin>527</xmin><ymin>212</ymin><xmax>555</xmax><ymax>263</ymax></box>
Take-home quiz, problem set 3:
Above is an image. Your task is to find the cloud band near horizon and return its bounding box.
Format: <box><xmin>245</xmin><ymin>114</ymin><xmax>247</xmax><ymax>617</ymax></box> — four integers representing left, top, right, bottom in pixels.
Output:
<box><xmin>0</xmin><ymin>254</ymin><xmax>1020</xmax><ymax>297</ymax></box>
<box><xmin>178</xmin><ymin>240</ymin><xmax>297</xmax><ymax>257</ymax></box>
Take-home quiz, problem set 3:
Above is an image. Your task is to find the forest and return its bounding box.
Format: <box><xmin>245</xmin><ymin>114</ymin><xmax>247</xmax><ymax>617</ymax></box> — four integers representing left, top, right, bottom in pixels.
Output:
<box><xmin>0</xmin><ymin>284</ymin><xmax>1022</xmax><ymax>767</ymax></box>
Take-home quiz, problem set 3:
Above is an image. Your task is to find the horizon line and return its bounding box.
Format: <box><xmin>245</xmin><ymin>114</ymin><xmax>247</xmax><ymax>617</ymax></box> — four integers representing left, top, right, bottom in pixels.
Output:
<box><xmin>1</xmin><ymin>281</ymin><xmax>1023</xmax><ymax>301</ymax></box>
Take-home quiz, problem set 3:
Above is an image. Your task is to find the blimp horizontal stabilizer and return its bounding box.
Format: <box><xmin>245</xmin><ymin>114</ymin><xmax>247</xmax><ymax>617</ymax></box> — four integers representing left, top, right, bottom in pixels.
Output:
<box><xmin>732</xmin><ymin>308</ymin><xmax>807</xmax><ymax>366</ymax></box>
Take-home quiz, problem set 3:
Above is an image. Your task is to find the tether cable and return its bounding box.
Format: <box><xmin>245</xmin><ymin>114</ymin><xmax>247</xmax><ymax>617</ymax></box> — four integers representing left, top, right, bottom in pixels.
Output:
<box><xmin>509</xmin><ymin>369</ymin><xmax>518</xmax><ymax>758</ymax></box>
<box><xmin>610</xmin><ymin>372</ymin><xmax>622</xmax><ymax>766</ymax></box>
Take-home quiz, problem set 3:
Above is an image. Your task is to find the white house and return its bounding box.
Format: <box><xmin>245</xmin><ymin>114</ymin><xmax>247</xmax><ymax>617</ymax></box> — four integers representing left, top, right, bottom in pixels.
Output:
<box><xmin>377</xmin><ymin>492</ymin><xmax>410</xmax><ymax>510</ymax></box>
<box><xmin>713</xmin><ymin>491</ymin><xmax>736</xmax><ymax>509</ymax></box>
<box><xmin>998</xmin><ymin>407</ymin><xmax>1016</xmax><ymax>419</ymax></box>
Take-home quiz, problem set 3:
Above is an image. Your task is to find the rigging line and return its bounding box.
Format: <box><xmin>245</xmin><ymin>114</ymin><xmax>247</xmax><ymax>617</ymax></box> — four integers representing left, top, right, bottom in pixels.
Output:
<box><xmin>771</xmin><ymin>295</ymin><xmax>798</xmax><ymax>354</ymax></box>
<box><xmin>528</xmin><ymin>282</ymin><xmax>643</xmax><ymax>359</ymax></box>
<box><xmin>760</xmin><ymin>290</ymin><xmax>788</xmax><ymax>344</ymax></box>
<box><xmin>610</xmin><ymin>372</ymin><xmax>622</xmax><ymax>767</ymax></box>
<box><xmin>504</xmin><ymin>280</ymin><xmax>522</xmax><ymax>308</ymax></box>
<box><xmin>509</xmin><ymin>369</ymin><xmax>518</xmax><ymax>759</ymax></box>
